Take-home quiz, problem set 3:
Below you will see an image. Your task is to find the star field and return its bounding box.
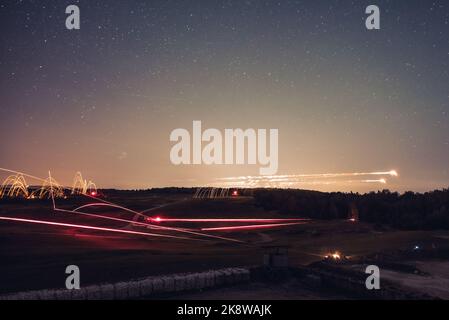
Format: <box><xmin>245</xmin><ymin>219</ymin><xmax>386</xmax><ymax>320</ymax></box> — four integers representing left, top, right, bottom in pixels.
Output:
<box><xmin>0</xmin><ymin>0</ymin><xmax>448</xmax><ymax>191</ymax></box>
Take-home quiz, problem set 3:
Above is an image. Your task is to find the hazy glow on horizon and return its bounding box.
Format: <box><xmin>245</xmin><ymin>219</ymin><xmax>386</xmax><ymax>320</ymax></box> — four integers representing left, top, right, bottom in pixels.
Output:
<box><xmin>1</xmin><ymin>1</ymin><xmax>448</xmax><ymax>192</ymax></box>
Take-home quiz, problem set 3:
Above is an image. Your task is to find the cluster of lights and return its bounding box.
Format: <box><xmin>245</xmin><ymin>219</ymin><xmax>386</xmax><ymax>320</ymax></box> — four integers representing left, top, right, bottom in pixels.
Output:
<box><xmin>72</xmin><ymin>172</ymin><xmax>97</xmax><ymax>196</ymax></box>
<box><xmin>0</xmin><ymin>167</ymin><xmax>311</xmax><ymax>244</ymax></box>
<box><xmin>0</xmin><ymin>174</ymin><xmax>30</xmax><ymax>198</ymax></box>
<box><xmin>324</xmin><ymin>251</ymin><xmax>342</xmax><ymax>261</ymax></box>
<box><xmin>0</xmin><ymin>169</ymin><xmax>97</xmax><ymax>200</ymax></box>
<box><xmin>193</xmin><ymin>187</ymin><xmax>240</xmax><ymax>199</ymax></box>
<box><xmin>216</xmin><ymin>170</ymin><xmax>399</xmax><ymax>188</ymax></box>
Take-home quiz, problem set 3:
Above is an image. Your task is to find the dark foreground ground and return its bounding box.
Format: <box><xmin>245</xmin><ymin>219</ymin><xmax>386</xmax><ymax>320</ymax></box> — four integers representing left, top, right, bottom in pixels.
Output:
<box><xmin>1</xmin><ymin>191</ymin><xmax>449</xmax><ymax>299</ymax></box>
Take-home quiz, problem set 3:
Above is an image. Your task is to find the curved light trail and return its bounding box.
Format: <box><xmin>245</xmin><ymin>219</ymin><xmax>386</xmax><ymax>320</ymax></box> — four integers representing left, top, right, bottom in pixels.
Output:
<box><xmin>57</xmin><ymin>207</ymin><xmax>245</xmax><ymax>244</ymax></box>
<box><xmin>0</xmin><ymin>167</ymin><xmax>310</xmax><ymax>244</ymax></box>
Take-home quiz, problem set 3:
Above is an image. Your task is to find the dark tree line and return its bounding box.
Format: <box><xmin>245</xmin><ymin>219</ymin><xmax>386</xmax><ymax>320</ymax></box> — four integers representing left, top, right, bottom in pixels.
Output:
<box><xmin>253</xmin><ymin>188</ymin><xmax>449</xmax><ymax>230</ymax></box>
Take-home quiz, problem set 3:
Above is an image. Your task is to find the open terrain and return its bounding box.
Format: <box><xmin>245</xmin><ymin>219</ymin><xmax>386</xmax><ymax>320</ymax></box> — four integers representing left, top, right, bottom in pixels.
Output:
<box><xmin>1</xmin><ymin>191</ymin><xmax>449</xmax><ymax>299</ymax></box>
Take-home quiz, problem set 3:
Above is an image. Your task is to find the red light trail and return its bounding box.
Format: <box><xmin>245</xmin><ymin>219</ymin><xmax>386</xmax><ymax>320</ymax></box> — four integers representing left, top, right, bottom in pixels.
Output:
<box><xmin>42</xmin><ymin>172</ymin><xmax>243</xmax><ymax>243</ymax></box>
<box><xmin>56</xmin><ymin>207</ymin><xmax>245</xmax><ymax>243</ymax></box>
<box><xmin>201</xmin><ymin>222</ymin><xmax>307</xmax><ymax>231</ymax></box>
<box><xmin>54</xmin><ymin>207</ymin><xmax>155</xmax><ymax>228</ymax></box>
<box><xmin>0</xmin><ymin>167</ymin><xmax>310</xmax><ymax>245</ymax></box>
<box><xmin>148</xmin><ymin>217</ymin><xmax>309</xmax><ymax>223</ymax></box>
<box><xmin>0</xmin><ymin>216</ymin><xmax>202</xmax><ymax>241</ymax></box>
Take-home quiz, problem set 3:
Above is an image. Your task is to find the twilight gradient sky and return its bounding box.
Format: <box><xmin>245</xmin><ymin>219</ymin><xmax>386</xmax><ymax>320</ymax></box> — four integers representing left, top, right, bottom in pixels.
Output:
<box><xmin>1</xmin><ymin>0</ymin><xmax>448</xmax><ymax>192</ymax></box>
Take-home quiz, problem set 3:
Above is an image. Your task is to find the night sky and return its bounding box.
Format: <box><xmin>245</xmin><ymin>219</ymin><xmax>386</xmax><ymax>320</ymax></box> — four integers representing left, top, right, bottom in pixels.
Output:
<box><xmin>1</xmin><ymin>0</ymin><xmax>448</xmax><ymax>192</ymax></box>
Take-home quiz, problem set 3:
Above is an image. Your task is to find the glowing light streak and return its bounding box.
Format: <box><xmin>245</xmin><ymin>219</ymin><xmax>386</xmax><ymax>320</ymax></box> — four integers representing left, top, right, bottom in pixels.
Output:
<box><xmin>71</xmin><ymin>172</ymin><xmax>97</xmax><ymax>195</ymax></box>
<box><xmin>1</xmin><ymin>168</ymin><xmax>297</xmax><ymax>244</ymax></box>
<box><xmin>201</xmin><ymin>222</ymin><xmax>307</xmax><ymax>231</ymax></box>
<box><xmin>0</xmin><ymin>168</ymin><xmax>95</xmax><ymax>200</ymax></box>
<box><xmin>0</xmin><ymin>169</ymin><xmax>243</xmax><ymax>243</ymax></box>
<box><xmin>55</xmin><ymin>207</ymin><xmax>244</xmax><ymax>243</ymax></box>
<box><xmin>31</xmin><ymin>175</ymin><xmax>64</xmax><ymax>200</ymax></box>
<box><xmin>216</xmin><ymin>179</ymin><xmax>390</xmax><ymax>188</ymax></box>
<box><xmin>363</xmin><ymin>178</ymin><xmax>387</xmax><ymax>184</ymax></box>
<box><xmin>0</xmin><ymin>216</ymin><xmax>203</xmax><ymax>241</ymax></box>
<box><xmin>213</xmin><ymin>170</ymin><xmax>399</xmax><ymax>188</ymax></box>
<box><xmin>54</xmin><ymin>188</ymin><xmax>244</xmax><ymax>243</ymax></box>
<box><xmin>0</xmin><ymin>167</ymin><xmax>46</xmax><ymax>183</ymax></box>
<box><xmin>73</xmin><ymin>202</ymin><xmax>143</xmax><ymax>216</ymax></box>
<box><xmin>219</xmin><ymin>170</ymin><xmax>399</xmax><ymax>181</ymax></box>
<box><xmin>324</xmin><ymin>251</ymin><xmax>342</xmax><ymax>260</ymax></box>
<box><xmin>54</xmin><ymin>208</ymin><xmax>157</xmax><ymax>228</ymax></box>
<box><xmin>149</xmin><ymin>217</ymin><xmax>309</xmax><ymax>223</ymax></box>
<box><xmin>0</xmin><ymin>174</ymin><xmax>29</xmax><ymax>198</ymax></box>
<box><xmin>63</xmin><ymin>197</ymin><xmax>245</xmax><ymax>243</ymax></box>
<box><xmin>194</xmin><ymin>187</ymin><xmax>234</xmax><ymax>199</ymax></box>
